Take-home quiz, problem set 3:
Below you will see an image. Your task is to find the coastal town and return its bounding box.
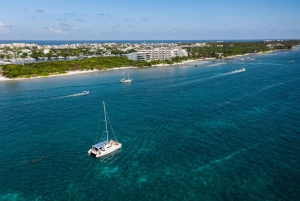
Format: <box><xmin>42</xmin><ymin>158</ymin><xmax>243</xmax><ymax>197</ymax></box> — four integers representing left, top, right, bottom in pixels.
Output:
<box><xmin>0</xmin><ymin>41</ymin><xmax>189</xmax><ymax>65</ymax></box>
<box><xmin>0</xmin><ymin>40</ymin><xmax>299</xmax><ymax>79</ymax></box>
<box><xmin>1</xmin><ymin>0</ymin><xmax>300</xmax><ymax>200</ymax></box>
<box><xmin>0</xmin><ymin>40</ymin><xmax>298</xmax><ymax>65</ymax></box>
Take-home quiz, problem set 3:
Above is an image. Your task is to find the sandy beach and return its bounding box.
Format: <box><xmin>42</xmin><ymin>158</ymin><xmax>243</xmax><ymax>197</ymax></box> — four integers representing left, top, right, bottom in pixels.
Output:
<box><xmin>0</xmin><ymin>52</ymin><xmax>270</xmax><ymax>82</ymax></box>
<box><xmin>0</xmin><ymin>66</ymin><xmax>142</xmax><ymax>82</ymax></box>
<box><xmin>0</xmin><ymin>60</ymin><xmax>201</xmax><ymax>82</ymax></box>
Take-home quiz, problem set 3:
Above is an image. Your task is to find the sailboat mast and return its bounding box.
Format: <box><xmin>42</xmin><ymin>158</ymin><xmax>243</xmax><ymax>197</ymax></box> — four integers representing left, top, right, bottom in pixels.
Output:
<box><xmin>103</xmin><ymin>102</ymin><xmax>109</xmax><ymax>141</ymax></box>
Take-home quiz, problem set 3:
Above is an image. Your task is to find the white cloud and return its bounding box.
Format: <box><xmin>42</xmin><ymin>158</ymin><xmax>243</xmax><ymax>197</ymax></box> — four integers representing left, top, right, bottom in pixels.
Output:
<box><xmin>42</xmin><ymin>27</ymin><xmax>66</xmax><ymax>34</ymax></box>
<box><xmin>0</xmin><ymin>22</ymin><xmax>11</xmax><ymax>34</ymax></box>
<box><xmin>239</xmin><ymin>30</ymin><xmax>249</xmax><ymax>34</ymax></box>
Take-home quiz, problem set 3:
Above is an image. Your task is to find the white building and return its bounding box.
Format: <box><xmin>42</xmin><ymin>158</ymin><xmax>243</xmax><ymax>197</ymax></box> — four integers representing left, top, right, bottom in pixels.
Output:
<box><xmin>12</xmin><ymin>43</ymin><xmax>26</xmax><ymax>47</ymax></box>
<box><xmin>136</xmin><ymin>50</ymin><xmax>152</xmax><ymax>61</ymax></box>
<box><xmin>43</xmin><ymin>49</ymin><xmax>50</xmax><ymax>54</ymax></box>
<box><xmin>171</xmin><ymin>49</ymin><xmax>188</xmax><ymax>57</ymax></box>
<box><xmin>0</xmin><ymin>44</ymin><xmax>13</xmax><ymax>48</ymax></box>
<box><xmin>127</xmin><ymin>52</ymin><xmax>138</xmax><ymax>60</ymax></box>
<box><xmin>127</xmin><ymin>48</ymin><xmax>187</xmax><ymax>61</ymax></box>
<box><xmin>151</xmin><ymin>49</ymin><xmax>173</xmax><ymax>60</ymax></box>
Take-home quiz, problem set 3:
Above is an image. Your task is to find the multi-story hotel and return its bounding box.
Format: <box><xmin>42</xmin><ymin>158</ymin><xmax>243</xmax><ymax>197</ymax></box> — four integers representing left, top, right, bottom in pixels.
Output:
<box><xmin>127</xmin><ymin>48</ymin><xmax>187</xmax><ymax>61</ymax></box>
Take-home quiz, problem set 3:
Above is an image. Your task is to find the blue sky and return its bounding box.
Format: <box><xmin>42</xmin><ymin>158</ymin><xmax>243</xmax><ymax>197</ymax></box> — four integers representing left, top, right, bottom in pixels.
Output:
<box><xmin>0</xmin><ymin>0</ymin><xmax>299</xmax><ymax>40</ymax></box>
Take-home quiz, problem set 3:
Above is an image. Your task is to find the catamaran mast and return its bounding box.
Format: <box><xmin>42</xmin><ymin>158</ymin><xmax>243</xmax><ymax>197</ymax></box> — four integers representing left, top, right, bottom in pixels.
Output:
<box><xmin>103</xmin><ymin>101</ymin><xmax>109</xmax><ymax>141</ymax></box>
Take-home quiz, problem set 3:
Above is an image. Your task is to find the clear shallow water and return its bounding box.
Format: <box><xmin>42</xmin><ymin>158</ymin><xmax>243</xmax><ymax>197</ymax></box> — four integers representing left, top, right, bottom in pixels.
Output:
<box><xmin>0</xmin><ymin>49</ymin><xmax>300</xmax><ymax>200</ymax></box>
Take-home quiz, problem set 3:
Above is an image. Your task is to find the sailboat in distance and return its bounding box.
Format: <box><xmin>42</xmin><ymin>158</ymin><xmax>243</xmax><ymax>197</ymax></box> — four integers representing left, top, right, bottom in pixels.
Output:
<box><xmin>88</xmin><ymin>102</ymin><xmax>122</xmax><ymax>158</ymax></box>
<box><xmin>120</xmin><ymin>71</ymin><xmax>132</xmax><ymax>83</ymax></box>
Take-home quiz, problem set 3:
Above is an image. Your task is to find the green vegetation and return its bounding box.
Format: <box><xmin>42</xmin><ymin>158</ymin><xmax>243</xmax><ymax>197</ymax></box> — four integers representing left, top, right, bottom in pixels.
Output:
<box><xmin>171</xmin><ymin>56</ymin><xmax>189</xmax><ymax>63</ymax></box>
<box><xmin>111</xmin><ymin>49</ymin><xmax>136</xmax><ymax>55</ymax></box>
<box><xmin>2</xmin><ymin>57</ymin><xmax>167</xmax><ymax>78</ymax></box>
<box><xmin>2</xmin><ymin>40</ymin><xmax>299</xmax><ymax>79</ymax></box>
<box><xmin>184</xmin><ymin>40</ymin><xmax>300</xmax><ymax>58</ymax></box>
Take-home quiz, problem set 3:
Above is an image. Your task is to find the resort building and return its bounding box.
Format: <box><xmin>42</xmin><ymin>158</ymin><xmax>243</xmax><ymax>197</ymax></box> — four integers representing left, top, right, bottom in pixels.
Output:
<box><xmin>127</xmin><ymin>48</ymin><xmax>187</xmax><ymax>61</ymax></box>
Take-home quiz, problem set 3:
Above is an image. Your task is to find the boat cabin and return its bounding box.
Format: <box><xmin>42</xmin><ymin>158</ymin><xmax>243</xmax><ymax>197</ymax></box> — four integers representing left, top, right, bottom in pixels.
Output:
<box><xmin>91</xmin><ymin>140</ymin><xmax>107</xmax><ymax>152</ymax></box>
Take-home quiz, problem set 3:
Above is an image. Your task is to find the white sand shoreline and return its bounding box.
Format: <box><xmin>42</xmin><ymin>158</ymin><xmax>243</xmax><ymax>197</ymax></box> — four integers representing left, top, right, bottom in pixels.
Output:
<box><xmin>0</xmin><ymin>50</ymin><xmax>277</xmax><ymax>82</ymax></box>
<box><xmin>0</xmin><ymin>60</ymin><xmax>202</xmax><ymax>82</ymax></box>
<box><xmin>0</xmin><ymin>66</ymin><xmax>140</xmax><ymax>82</ymax></box>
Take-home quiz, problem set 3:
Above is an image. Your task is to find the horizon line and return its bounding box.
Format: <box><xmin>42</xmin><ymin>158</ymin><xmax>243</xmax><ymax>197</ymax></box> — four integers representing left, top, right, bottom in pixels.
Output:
<box><xmin>0</xmin><ymin>38</ymin><xmax>299</xmax><ymax>41</ymax></box>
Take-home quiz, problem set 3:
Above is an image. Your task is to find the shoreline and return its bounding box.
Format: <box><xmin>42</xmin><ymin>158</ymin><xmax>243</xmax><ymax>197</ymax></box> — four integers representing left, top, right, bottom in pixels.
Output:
<box><xmin>0</xmin><ymin>67</ymin><xmax>138</xmax><ymax>82</ymax></box>
<box><xmin>0</xmin><ymin>49</ymin><xmax>290</xmax><ymax>82</ymax></box>
<box><xmin>0</xmin><ymin>60</ymin><xmax>201</xmax><ymax>82</ymax></box>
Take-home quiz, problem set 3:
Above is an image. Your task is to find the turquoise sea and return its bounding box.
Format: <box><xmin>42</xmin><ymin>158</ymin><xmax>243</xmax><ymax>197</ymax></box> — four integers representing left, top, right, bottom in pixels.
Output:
<box><xmin>1</xmin><ymin>48</ymin><xmax>300</xmax><ymax>200</ymax></box>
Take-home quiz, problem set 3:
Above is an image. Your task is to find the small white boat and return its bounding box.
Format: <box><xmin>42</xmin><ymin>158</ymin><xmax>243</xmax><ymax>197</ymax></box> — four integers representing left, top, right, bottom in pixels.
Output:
<box><xmin>82</xmin><ymin>91</ymin><xmax>89</xmax><ymax>95</ymax></box>
<box><xmin>120</xmin><ymin>71</ymin><xmax>132</xmax><ymax>83</ymax></box>
<box><xmin>88</xmin><ymin>102</ymin><xmax>122</xmax><ymax>158</ymax></box>
<box><xmin>231</xmin><ymin>68</ymin><xmax>246</xmax><ymax>73</ymax></box>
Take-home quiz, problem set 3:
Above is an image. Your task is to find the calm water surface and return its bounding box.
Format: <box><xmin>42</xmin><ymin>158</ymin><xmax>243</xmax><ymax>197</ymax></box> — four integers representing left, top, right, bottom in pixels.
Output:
<box><xmin>0</xmin><ymin>48</ymin><xmax>300</xmax><ymax>200</ymax></box>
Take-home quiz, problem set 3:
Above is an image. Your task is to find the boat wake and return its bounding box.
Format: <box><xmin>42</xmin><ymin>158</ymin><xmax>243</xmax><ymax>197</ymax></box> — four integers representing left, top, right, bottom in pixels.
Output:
<box><xmin>190</xmin><ymin>133</ymin><xmax>287</xmax><ymax>175</ymax></box>
<box><xmin>208</xmin><ymin>63</ymin><xmax>227</xmax><ymax>67</ymax></box>
<box><xmin>160</xmin><ymin>69</ymin><xmax>246</xmax><ymax>89</ymax></box>
<box><xmin>227</xmin><ymin>68</ymin><xmax>246</xmax><ymax>74</ymax></box>
<box><xmin>63</xmin><ymin>91</ymin><xmax>89</xmax><ymax>98</ymax></box>
<box><xmin>190</xmin><ymin>142</ymin><xmax>260</xmax><ymax>173</ymax></box>
<box><xmin>217</xmin><ymin>77</ymin><xmax>299</xmax><ymax>108</ymax></box>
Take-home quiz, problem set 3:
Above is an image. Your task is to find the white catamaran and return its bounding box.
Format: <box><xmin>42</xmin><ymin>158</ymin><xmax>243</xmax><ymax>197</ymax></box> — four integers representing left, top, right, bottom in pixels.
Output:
<box><xmin>120</xmin><ymin>71</ymin><xmax>132</xmax><ymax>83</ymax></box>
<box><xmin>88</xmin><ymin>102</ymin><xmax>122</xmax><ymax>158</ymax></box>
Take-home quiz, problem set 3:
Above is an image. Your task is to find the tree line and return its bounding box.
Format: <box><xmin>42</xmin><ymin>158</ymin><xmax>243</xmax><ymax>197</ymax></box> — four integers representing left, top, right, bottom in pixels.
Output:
<box><xmin>2</xmin><ymin>40</ymin><xmax>299</xmax><ymax>78</ymax></box>
<box><xmin>2</xmin><ymin>57</ymin><xmax>172</xmax><ymax>78</ymax></box>
<box><xmin>184</xmin><ymin>40</ymin><xmax>300</xmax><ymax>58</ymax></box>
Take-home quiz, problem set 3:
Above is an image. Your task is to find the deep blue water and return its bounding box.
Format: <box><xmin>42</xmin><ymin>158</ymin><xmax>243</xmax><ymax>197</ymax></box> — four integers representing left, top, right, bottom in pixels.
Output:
<box><xmin>0</xmin><ymin>39</ymin><xmax>267</xmax><ymax>45</ymax></box>
<box><xmin>0</xmin><ymin>48</ymin><xmax>300</xmax><ymax>200</ymax></box>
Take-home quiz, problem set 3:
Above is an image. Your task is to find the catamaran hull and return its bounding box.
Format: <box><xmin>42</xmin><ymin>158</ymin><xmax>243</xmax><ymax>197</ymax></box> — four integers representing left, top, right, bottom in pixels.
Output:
<box><xmin>88</xmin><ymin>143</ymin><xmax>122</xmax><ymax>158</ymax></box>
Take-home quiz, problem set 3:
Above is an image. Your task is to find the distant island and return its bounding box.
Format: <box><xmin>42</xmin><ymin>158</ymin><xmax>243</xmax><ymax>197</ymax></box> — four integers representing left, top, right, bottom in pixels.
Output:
<box><xmin>0</xmin><ymin>40</ymin><xmax>299</xmax><ymax>79</ymax></box>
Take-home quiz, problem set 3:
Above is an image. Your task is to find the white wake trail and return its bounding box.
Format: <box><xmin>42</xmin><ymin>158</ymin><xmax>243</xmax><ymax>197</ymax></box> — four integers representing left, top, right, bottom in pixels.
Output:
<box><xmin>160</xmin><ymin>69</ymin><xmax>246</xmax><ymax>89</ymax></box>
<box><xmin>62</xmin><ymin>92</ymin><xmax>89</xmax><ymax>98</ymax></box>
